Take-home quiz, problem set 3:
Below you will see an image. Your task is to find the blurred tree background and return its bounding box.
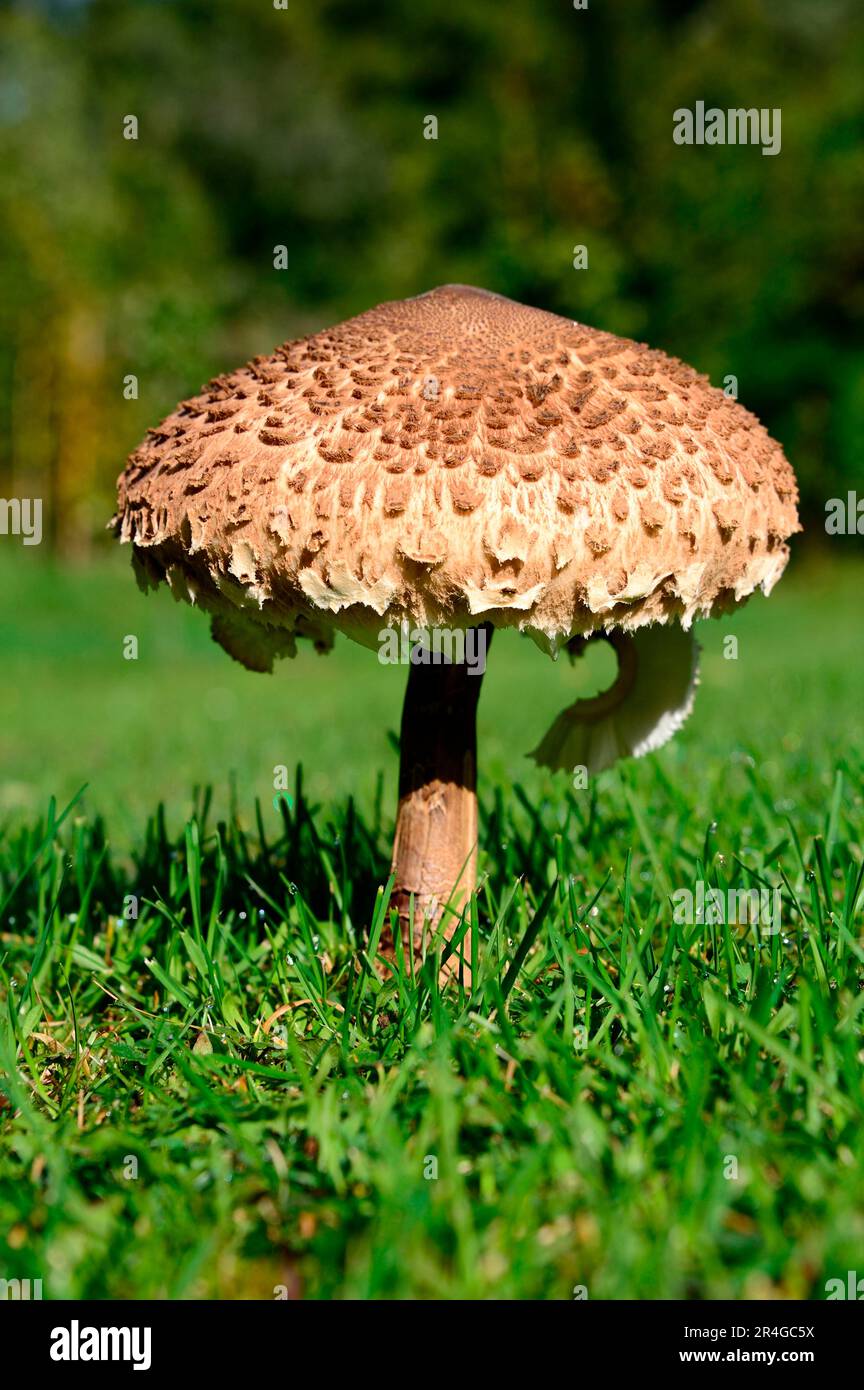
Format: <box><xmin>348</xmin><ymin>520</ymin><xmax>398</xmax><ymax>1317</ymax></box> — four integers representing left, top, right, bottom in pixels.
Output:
<box><xmin>0</xmin><ymin>0</ymin><xmax>862</xmax><ymax>552</ymax></box>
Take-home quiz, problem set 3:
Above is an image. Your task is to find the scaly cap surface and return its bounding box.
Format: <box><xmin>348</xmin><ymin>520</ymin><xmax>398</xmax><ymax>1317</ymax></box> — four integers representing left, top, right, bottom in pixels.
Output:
<box><xmin>115</xmin><ymin>284</ymin><xmax>799</xmax><ymax>663</ymax></box>
<box><xmin>114</xmin><ymin>285</ymin><xmax>799</xmax><ymax>767</ymax></box>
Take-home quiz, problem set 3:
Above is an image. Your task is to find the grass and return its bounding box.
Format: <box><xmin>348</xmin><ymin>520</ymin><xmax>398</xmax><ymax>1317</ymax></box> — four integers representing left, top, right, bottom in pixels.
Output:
<box><xmin>0</xmin><ymin>549</ymin><xmax>863</xmax><ymax>1299</ymax></box>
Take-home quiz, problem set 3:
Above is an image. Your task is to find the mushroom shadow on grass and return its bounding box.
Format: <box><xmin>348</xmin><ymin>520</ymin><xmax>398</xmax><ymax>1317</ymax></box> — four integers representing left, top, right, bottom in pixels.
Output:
<box><xmin>113</xmin><ymin>285</ymin><xmax>800</xmax><ymax>985</ymax></box>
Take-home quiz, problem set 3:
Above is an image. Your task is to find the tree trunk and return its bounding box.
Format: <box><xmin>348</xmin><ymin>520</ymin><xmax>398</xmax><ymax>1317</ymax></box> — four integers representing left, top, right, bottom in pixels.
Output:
<box><xmin>388</xmin><ymin>630</ymin><xmax>491</xmax><ymax>982</ymax></box>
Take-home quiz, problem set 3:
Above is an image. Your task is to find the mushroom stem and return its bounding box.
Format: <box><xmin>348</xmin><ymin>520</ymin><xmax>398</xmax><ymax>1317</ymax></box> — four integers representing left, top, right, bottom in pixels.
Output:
<box><xmin>388</xmin><ymin>628</ymin><xmax>491</xmax><ymax>982</ymax></box>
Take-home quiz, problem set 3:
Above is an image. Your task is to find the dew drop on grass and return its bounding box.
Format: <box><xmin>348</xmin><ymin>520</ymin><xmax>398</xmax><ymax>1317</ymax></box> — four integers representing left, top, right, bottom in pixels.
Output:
<box><xmin>239</xmin><ymin>911</ymin><xmax>247</xmax><ymax>920</ymax></box>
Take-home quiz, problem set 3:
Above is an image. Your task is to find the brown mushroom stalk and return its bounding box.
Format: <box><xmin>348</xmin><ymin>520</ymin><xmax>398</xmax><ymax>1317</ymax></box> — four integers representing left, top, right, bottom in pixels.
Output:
<box><xmin>388</xmin><ymin>626</ymin><xmax>491</xmax><ymax>981</ymax></box>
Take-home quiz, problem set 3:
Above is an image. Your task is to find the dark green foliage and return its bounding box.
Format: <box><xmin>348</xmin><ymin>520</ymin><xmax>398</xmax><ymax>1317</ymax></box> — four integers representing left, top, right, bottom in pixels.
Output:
<box><xmin>1</xmin><ymin>0</ymin><xmax>862</xmax><ymax>541</ymax></box>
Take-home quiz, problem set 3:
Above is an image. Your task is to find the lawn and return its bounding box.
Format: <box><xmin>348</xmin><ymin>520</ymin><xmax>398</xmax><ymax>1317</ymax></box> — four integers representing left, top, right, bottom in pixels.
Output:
<box><xmin>0</xmin><ymin>548</ymin><xmax>862</xmax><ymax>1299</ymax></box>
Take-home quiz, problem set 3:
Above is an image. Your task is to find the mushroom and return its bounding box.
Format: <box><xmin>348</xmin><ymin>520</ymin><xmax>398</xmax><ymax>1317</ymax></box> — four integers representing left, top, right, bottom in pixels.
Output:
<box><xmin>113</xmin><ymin>285</ymin><xmax>800</xmax><ymax>981</ymax></box>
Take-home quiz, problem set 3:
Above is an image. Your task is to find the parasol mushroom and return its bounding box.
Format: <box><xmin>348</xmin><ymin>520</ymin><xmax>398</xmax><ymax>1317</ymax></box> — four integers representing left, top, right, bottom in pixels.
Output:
<box><xmin>113</xmin><ymin>285</ymin><xmax>800</xmax><ymax>981</ymax></box>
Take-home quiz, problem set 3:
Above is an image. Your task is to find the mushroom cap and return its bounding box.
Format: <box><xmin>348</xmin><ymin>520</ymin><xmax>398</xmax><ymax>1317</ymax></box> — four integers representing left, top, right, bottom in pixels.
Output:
<box><xmin>114</xmin><ymin>284</ymin><xmax>800</xmax><ymax>668</ymax></box>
